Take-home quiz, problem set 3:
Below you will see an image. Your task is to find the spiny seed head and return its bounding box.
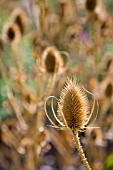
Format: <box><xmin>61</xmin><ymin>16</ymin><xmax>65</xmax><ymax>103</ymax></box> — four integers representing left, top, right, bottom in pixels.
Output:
<box><xmin>15</xmin><ymin>15</ymin><xmax>24</xmax><ymax>34</ymax></box>
<box><xmin>104</xmin><ymin>56</ymin><xmax>113</xmax><ymax>72</ymax></box>
<box><xmin>11</xmin><ymin>8</ymin><xmax>27</xmax><ymax>35</ymax></box>
<box><xmin>57</xmin><ymin>77</ymin><xmax>90</xmax><ymax>132</ymax></box>
<box><xmin>65</xmin><ymin>23</ymin><xmax>82</xmax><ymax>41</ymax></box>
<box><xmin>102</xmin><ymin>53</ymin><xmax>113</xmax><ymax>73</ymax></box>
<box><xmin>42</xmin><ymin>47</ymin><xmax>63</xmax><ymax>74</ymax></box>
<box><xmin>7</xmin><ymin>27</ymin><xmax>15</xmax><ymax>41</ymax></box>
<box><xmin>2</xmin><ymin>22</ymin><xmax>21</xmax><ymax>43</ymax></box>
<box><xmin>106</xmin><ymin>59</ymin><xmax>112</xmax><ymax>71</ymax></box>
<box><xmin>45</xmin><ymin>52</ymin><xmax>56</xmax><ymax>73</ymax></box>
<box><xmin>85</xmin><ymin>0</ymin><xmax>97</xmax><ymax>12</ymax></box>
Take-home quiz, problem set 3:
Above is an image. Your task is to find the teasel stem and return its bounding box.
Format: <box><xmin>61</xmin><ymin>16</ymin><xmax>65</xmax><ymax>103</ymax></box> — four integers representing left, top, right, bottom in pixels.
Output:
<box><xmin>10</xmin><ymin>44</ymin><xmax>19</xmax><ymax>69</ymax></box>
<box><xmin>0</xmin><ymin>58</ymin><xmax>28</xmax><ymax>130</ymax></box>
<box><xmin>38</xmin><ymin>72</ymin><xmax>44</xmax><ymax>99</ymax></box>
<box><xmin>14</xmin><ymin>41</ymin><xmax>25</xmax><ymax>71</ymax></box>
<box><xmin>40</xmin><ymin>3</ymin><xmax>45</xmax><ymax>35</ymax></box>
<box><xmin>7</xmin><ymin>88</ymin><xmax>28</xmax><ymax>130</ymax></box>
<box><xmin>39</xmin><ymin>0</ymin><xmax>47</xmax><ymax>38</ymax></box>
<box><xmin>2</xmin><ymin>124</ymin><xmax>19</xmax><ymax>148</ymax></box>
<box><xmin>25</xmin><ymin>145</ymin><xmax>36</xmax><ymax>170</ymax></box>
<box><xmin>0</xmin><ymin>47</ymin><xmax>10</xmax><ymax>70</ymax></box>
<box><xmin>41</xmin><ymin>73</ymin><xmax>56</xmax><ymax>100</ymax></box>
<box><xmin>72</xmin><ymin>132</ymin><xmax>91</xmax><ymax>170</ymax></box>
<box><xmin>11</xmin><ymin>42</ymin><xmax>25</xmax><ymax>72</ymax></box>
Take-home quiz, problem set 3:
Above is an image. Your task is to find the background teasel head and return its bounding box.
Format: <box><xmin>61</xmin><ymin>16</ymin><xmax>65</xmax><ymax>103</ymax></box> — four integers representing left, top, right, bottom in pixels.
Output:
<box><xmin>46</xmin><ymin>14</ymin><xmax>60</xmax><ymax>40</ymax></box>
<box><xmin>57</xmin><ymin>77</ymin><xmax>90</xmax><ymax>133</ymax></box>
<box><xmin>58</xmin><ymin>0</ymin><xmax>76</xmax><ymax>24</ymax></box>
<box><xmin>101</xmin><ymin>53</ymin><xmax>113</xmax><ymax>74</ymax></box>
<box><xmin>2</xmin><ymin>22</ymin><xmax>21</xmax><ymax>43</ymax></box>
<box><xmin>85</xmin><ymin>0</ymin><xmax>97</xmax><ymax>12</ymax></box>
<box><xmin>86</xmin><ymin>128</ymin><xmax>106</xmax><ymax>147</ymax></box>
<box><xmin>105</xmin><ymin>82</ymin><xmax>113</xmax><ymax>99</ymax></box>
<box><xmin>100</xmin><ymin>76</ymin><xmax>113</xmax><ymax>99</ymax></box>
<box><xmin>10</xmin><ymin>8</ymin><xmax>27</xmax><ymax>35</ymax></box>
<box><xmin>100</xmin><ymin>16</ymin><xmax>113</xmax><ymax>38</ymax></box>
<box><xmin>65</xmin><ymin>23</ymin><xmax>82</xmax><ymax>50</ymax></box>
<box><xmin>94</xmin><ymin>1</ymin><xmax>108</xmax><ymax>24</ymax></box>
<box><xmin>41</xmin><ymin>46</ymin><xmax>63</xmax><ymax>74</ymax></box>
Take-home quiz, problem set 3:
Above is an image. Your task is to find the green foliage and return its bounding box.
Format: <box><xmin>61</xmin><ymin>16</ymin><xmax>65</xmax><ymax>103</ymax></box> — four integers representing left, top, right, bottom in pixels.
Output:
<box><xmin>0</xmin><ymin>11</ymin><xmax>9</xmax><ymax>33</ymax></box>
<box><xmin>104</xmin><ymin>154</ymin><xmax>113</xmax><ymax>170</ymax></box>
<box><xmin>104</xmin><ymin>0</ymin><xmax>113</xmax><ymax>14</ymax></box>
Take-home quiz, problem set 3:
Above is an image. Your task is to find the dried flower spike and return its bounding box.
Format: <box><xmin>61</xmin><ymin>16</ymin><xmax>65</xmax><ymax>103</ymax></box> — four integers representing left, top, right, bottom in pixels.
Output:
<box><xmin>105</xmin><ymin>82</ymin><xmax>113</xmax><ymax>98</ymax></box>
<box><xmin>57</xmin><ymin>77</ymin><xmax>90</xmax><ymax>133</ymax></box>
<box><xmin>106</xmin><ymin>58</ymin><xmax>112</xmax><ymax>71</ymax></box>
<box><xmin>2</xmin><ymin>22</ymin><xmax>21</xmax><ymax>43</ymax></box>
<box><xmin>103</xmin><ymin>54</ymin><xmax>113</xmax><ymax>73</ymax></box>
<box><xmin>40</xmin><ymin>47</ymin><xmax>70</xmax><ymax>100</ymax></box>
<box><xmin>45</xmin><ymin>77</ymin><xmax>97</xmax><ymax>170</ymax></box>
<box><xmin>11</xmin><ymin>8</ymin><xmax>27</xmax><ymax>35</ymax></box>
<box><xmin>100</xmin><ymin>77</ymin><xmax>113</xmax><ymax>100</ymax></box>
<box><xmin>85</xmin><ymin>0</ymin><xmax>97</xmax><ymax>12</ymax></box>
<box><xmin>41</xmin><ymin>46</ymin><xmax>63</xmax><ymax>74</ymax></box>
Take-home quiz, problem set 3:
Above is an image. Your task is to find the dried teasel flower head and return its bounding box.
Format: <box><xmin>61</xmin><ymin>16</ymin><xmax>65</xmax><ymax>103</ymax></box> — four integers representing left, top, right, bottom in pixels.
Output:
<box><xmin>94</xmin><ymin>1</ymin><xmax>108</xmax><ymax>24</ymax></box>
<box><xmin>10</xmin><ymin>8</ymin><xmax>27</xmax><ymax>35</ymax></box>
<box><xmin>66</xmin><ymin>23</ymin><xmax>82</xmax><ymax>40</ymax></box>
<box><xmin>41</xmin><ymin>46</ymin><xmax>63</xmax><ymax>74</ymax></box>
<box><xmin>58</xmin><ymin>0</ymin><xmax>75</xmax><ymax>23</ymax></box>
<box><xmin>57</xmin><ymin>77</ymin><xmax>90</xmax><ymax>133</ymax></box>
<box><xmin>59</xmin><ymin>0</ymin><xmax>67</xmax><ymax>18</ymax></box>
<box><xmin>86</xmin><ymin>128</ymin><xmax>106</xmax><ymax>147</ymax></box>
<box><xmin>100</xmin><ymin>16</ymin><xmax>113</xmax><ymax>38</ymax></box>
<box><xmin>64</xmin><ymin>23</ymin><xmax>82</xmax><ymax>53</ymax></box>
<box><xmin>105</xmin><ymin>83</ymin><xmax>113</xmax><ymax>98</ymax></box>
<box><xmin>45</xmin><ymin>78</ymin><xmax>97</xmax><ymax>170</ymax></box>
<box><xmin>45</xmin><ymin>77</ymin><xmax>97</xmax><ymax>133</ymax></box>
<box><xmin>65</xmin><ymin>23</ymin><xmax>82</xmax><ymax>47</ymax></box>
<box><xmin>45</xmin><ymin>77</ymin><xmax>97</xmax><ymax>170</ymax></box>
<box><xmin>46</xmin><ymin>14</ymin><xmax>60</xmax><ymax>40</ymax></box>
<box><xmin>102</xmin><ymin>53</ymin><xmax>113</xmax><ymax>74</ymax></box>
<box><xmin>100</xmin><ymin>77</ymin><xmax>113</xmax><ymax>99</ymax></box>
<box><xmin>85</xmin><ymin>0</ymin><xmax>97</xmax><ymax>12</ymax></box>
<box><xmin>2</xmin><ymin>22</ymin><xmax>21</xmax><ymax>43</ymax></box>
<box><xmin>32</xmin><ymin>33</ymin><xmax>47</xmax><ymax>49</ymax></box>
<box><xmin>106</xmin><ymin>58</ymin><xmax>113</xmax><ymax>72</ymax></box>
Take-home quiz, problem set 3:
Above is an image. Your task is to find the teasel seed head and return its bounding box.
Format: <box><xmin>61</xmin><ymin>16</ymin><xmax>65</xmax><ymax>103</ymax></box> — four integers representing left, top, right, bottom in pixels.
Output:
<box><xmin>106</xmin><ymin>58</ymin><xmax>112</xmax><ymax>72</ymax></box>
<box><xmin>11</xmin><ymin>8</ymin><xmax>27</xmax><ymax>35</ymax></box>
<box><xmin>41</xmin><ymin>46</ymin><xmax>63</xmax><ymax>74</ymax></box>
<box><xmin>45</xmin><ymin>52</ymin><xmax>56</xmax><ymax>73</ymax></box>
<box><xmin>2</xmin><ymin>22</ymin><xmax>21</xmax><ymax>43</ymax></box>
<box><xmin>85</xmin><ymin>0</ymin><xmax>97</xmax><ymax>12</ymax></box>
<box><xmin>105</xmin><ymin>82</ymin><xmax>113</xmax><ymax>98</ymax></box>
<box><xmin>100</xmin><ymin>76</ymin><xmax>113</xmax><ymax>99</ymax></box>
<box><xmin>102</xmin><ymin>53</ymin><xmax>113</xmax><ymax>74</ymax></box>
<box><xmin>44</xmin><ymin>77</ymin><xmax>93</xmax><ymax>170</ymax></box>
<box><xmin>57</xmin><ymin>77</ymin><xmax>90</xmax><ymax>133</ymax></box>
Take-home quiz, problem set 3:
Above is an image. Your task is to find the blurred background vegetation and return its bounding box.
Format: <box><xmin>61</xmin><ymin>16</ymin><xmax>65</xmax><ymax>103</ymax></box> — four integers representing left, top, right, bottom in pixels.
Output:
<box><xmin>0</xmin><ymin>0</ymin><xmax>113</xmax><ymax>170</ymax></box>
